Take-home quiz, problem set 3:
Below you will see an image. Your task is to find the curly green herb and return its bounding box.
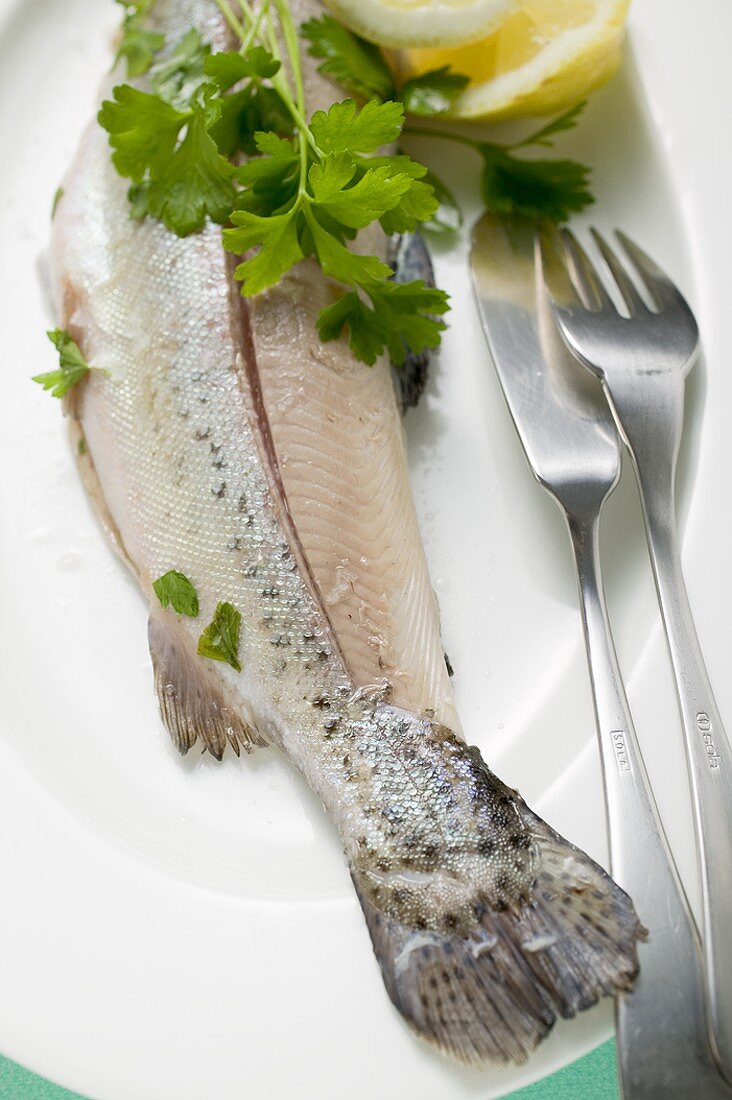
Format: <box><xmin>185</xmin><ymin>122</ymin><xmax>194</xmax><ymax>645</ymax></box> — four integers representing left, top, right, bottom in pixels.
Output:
<box><xmin>34</xmin><ymin>330</ymin><xmax>91</xmax><ymax>398</ymax></box>
<box><xmin>153</xmin><ymin>570</ymin><xmax>200</xmax><ymax>617</ymax></box>
<box><xmin>198</xmin><ymin>601</ymin><xmax>242</xmax><ymax>671</ymax></box>
<box><xmin>99</xmin><ymin>1</ymin><xmax>595</xmax><ymax>368</ymax></box>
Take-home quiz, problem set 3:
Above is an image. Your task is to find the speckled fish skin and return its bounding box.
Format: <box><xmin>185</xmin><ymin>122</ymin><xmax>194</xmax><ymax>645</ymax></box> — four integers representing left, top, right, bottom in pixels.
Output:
<box><xmin>49</xmin><ymin>0</ymin><xmax>644</xmax><ymax>1066</ymax></box>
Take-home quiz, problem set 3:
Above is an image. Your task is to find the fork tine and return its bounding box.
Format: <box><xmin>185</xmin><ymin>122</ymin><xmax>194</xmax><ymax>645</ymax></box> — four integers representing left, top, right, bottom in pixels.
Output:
<box><xmin>559</xmin><ymin>228</ymin><xmax>614</xmax><ymax>311</ymax></box>
<box><xmin>615</xmin><ymin>229</ymin><xmax>689</xmax><ymax>314</ymax></box>
<box><xmin>590</xmin><ymin>227</ymin><xmax>646</xmax><ymax>316</ymax></box>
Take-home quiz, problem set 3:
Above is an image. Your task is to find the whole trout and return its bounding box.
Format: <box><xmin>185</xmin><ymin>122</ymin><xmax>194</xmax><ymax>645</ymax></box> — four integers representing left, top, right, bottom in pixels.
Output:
<box><xmin>49</xmin><ymin>0</ymin><xmax>642</xmax><ymax>1065</ymax></box>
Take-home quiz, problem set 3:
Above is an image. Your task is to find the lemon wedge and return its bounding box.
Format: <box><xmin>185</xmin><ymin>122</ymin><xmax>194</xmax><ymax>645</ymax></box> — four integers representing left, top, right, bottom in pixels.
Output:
<box><xmin>321</xmin><ymin>0</ymin><xmax>526</xmax><ymax>50</ymax></box>
<box><xmin>393</xmin><ymin>0</ymin><xmax>631</xmax><ymax>119</ymax></box>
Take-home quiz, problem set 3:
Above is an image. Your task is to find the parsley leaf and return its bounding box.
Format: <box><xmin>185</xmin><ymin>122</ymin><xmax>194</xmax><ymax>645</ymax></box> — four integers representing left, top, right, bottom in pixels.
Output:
<box><xmin>307</xmin><ymin>151</ymin><xmax>356</xmax><ymax>201</ymax></box>
<box><xmin>479</xmin><ymin>146</ymin><xmax>593</xmax><ymax>222</ymax></box>
<box><xmin>377</xmin><ymin>174</ymin><xmax>438</xmax><ymax>234</ymax></box>
<box><xmin>300</xmin><ymin>15</ymin><xmax>467</xmax><ymax>117</ymax></box>
<box><xmin>211</xmin><ymin>85</ymin><xmax>293</xmax><ymax>158</ymax></box>
<box><xmin>98</xmin><ymin>85</ymin><xmax>188</xmax><ymax>181</ymax></box>
<box><xmin>99</xmin><ymin>84</ymin><xmax>236</xmax><ymax>235</ymax></box>
<box><xmin>128</xmin><ymin>181</ymin><xmax>151</xmax><ymax>220</ymax></box>
<box><xmin>475</xmin><ymin>101</ymin><xmax>593</xmax><ymax>221</ymax></box>
<box><xmin>304</xmin><ymin>207</ymin><xmax>393</xmax><ymax>283</ymax></box>
<box><xmin>419</xmin><ymin>169</ymin><xmax>462</xmax><ymax>235</ymax></box>
<box><xmin>369</xmin><ymin>280</ymin><xmax>449</xmax><ymax>363</ymax></box>
<box><xmin>317</xmin><ymin>280</ymin><xmax>449</xmax><ymax>366</ymax></box>
<box><xmin>204</xmin><ymin>48</ymin><xmax>287</xmax><ymax>156</ymax></box>
<box><xmin>205</xmin><ymin>46</ymin><xmax>280</xmax><ymax>89</ymax></box>
<box><xmin>310</xmin><ymin>99</ymin><xmax>404</xmax><ymax>154</ymax></box>
<box><xmin>301</xmin><ymin>15</ymin><xmax>395</xmax><ymax>101</ymax></box>
<box><xmin>310</xmin><ymin>157</ymin><xmax>413</xmax><ymax>229</ymax></box>
<box><xmin>150</xmin><ymin>27</ymin><xmax>210</xmax><ymax>106</ymax></box>
<box><xmin>515</xmin><ymin>101</ymin><xmax>587</xmax><ymax>148</ymax></box>
<box><xmin>361</xmin><ymin>152</ymin><xmax>427</xmax><ymax>180</ymax></box>
<box><xmin>145</xmin><ymin>94</ymin><xmax>236</xmax><ymax>234</ymax></box>
<box><xmin>34</xmin><ymin>330</ymin><xmax>91</xmax><ymax>398</ymax></box>
<box><xmin>114</xmin><ymin>0</ymin><xmax>164</xmax><ymax>77</ymax></box>
<box><xmin>228</xmin><ymin>126</ymin><xmax>431</xmax><ymax>289</ymax></box>
<box><xmin>198</xmin><ymin>602</ymin><xmax>242</xmax><ymax>671</ymax></box>
<box><xmin>317</xmin><ymin>291</ymin><xmax>386</xmax><ymax>366</ymax></box>
<box><xmin>227</xmin><ymin>210</ymin><xmax>304</xmax><ymax>294</ymax></box>
<box><xmin>397</xmin><ymin>101</ymin><xmax>593</xmax><ymax>224</ymax></box>
<box><xmin>399</xmin><ymin>67</ymin><xmax>470</xmax><ymax>116</ymax></box>
<box><xmin>153</xmin><ymin>570</ymin><xmax>200</xmax><ymax>617</ymax></box>
<box><xmin>233</xmin><ymin>132</ymin><xmax>299</xmax><ymax>214</ymax></box>
<box><xmin>51</xmin><ymin>186</ymin><xmax>64</xmax><ymax>219</ymax></box>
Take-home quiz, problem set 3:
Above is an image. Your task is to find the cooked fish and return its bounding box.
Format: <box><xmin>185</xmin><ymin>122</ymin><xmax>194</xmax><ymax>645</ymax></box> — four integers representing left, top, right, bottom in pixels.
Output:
<box><xmin>49</xmin><ymin>0</ymin><xmax>643</xmax><ymax>1066</ymax></box>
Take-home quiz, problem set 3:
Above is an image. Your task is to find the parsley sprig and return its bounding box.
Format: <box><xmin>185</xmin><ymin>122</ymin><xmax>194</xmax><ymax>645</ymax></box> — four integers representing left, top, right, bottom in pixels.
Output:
<box><xmin>114</xmin><ymin>0</ymin><xmax>165</xmax><ymax>77</ymax></box>
<box><xmin>98</xmin><ymin>79</ymin><xmax>238</xmax><ymax>235</ymax></box>
<box><xmin>198</xmin><ymin>601</ymin><xmax>242</xmax><ymax>671</ymax></box>
<box><xmin>303</xmin><ymin>15</ymin><xmax>593</xmax><ymax>228</ymax></box>
<box><xmin>99</xmin><ymin>1</ymin><xmax>595</xmax><ymax>367</ymax></box>
<box><xmin>302</xmin><ymin>14</ymin><xmax>469</xmax><ymax>116</ymax></box>
<box><xmin>153</xmin><ymin>570</ymin><xmax>200</xmax><ymax>617</ymax></box>
<box><xmin>406</xmin><ymin>101</ymin><xmax>593</xmax><ymax>225</ymax></box>
<box><xmin>224</xmin><ymin>97</ymin><xmax>448</xmax><ymax>363</ymax></box>
<box><xmin>99</xmin><ymin>0</ymin><xmax>449</xmax><ymax>367</ymax></box>
<box><xmin>33</xmin><ymin>330</ymin><xmax>92</xmax><ymax>398</ymax></box>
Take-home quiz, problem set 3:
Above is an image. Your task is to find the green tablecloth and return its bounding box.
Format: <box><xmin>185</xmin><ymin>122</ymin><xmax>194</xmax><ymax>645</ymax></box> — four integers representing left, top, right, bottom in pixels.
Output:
<box><xmin>0</xmin><ymin>1040</ymin><xmax>617</xmax><ymax>1098</ymax></box>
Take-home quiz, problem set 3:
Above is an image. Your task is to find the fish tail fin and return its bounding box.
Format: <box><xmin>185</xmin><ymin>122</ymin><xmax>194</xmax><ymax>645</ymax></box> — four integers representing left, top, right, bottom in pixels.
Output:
<box><xmin>352</xmin><ymin>810</ymin><xmax>644</xmax><ymax>1067</ymax></box>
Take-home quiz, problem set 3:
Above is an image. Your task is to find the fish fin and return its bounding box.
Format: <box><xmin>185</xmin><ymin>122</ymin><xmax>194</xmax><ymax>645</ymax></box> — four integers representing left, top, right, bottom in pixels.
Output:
<box><xmin>148</xmin><ymin>609</ymin><xmax>267</xmax><ymax>761</ymax></box>
<box><xmin>389</xmin><ymin>232</ymin><xmax>434</xmax><ymax>411</ymax></box>
<box><xmin>67</xmin><ymin>411</ymin><xmax>135</xmax><ymax>572</ymax></box>
<box><xmin>353</xmin><ymin>810</ymin><xmax>644</xmax><ymax>1067</ymax></box>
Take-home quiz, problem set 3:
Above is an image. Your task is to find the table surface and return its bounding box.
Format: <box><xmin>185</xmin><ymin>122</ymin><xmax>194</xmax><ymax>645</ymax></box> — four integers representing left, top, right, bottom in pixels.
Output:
<box><xmin>0</xmin><ymin>1040</ymin><xmax>618</xmax><ymax>1099</ymax></box>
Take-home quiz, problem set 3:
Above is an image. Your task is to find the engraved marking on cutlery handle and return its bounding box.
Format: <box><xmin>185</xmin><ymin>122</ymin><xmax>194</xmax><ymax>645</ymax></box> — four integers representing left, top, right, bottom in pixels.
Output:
<box><xmin>696</xmin><ymin>711</ymin><xmax>722</xmax><ymax>769</ymax></box>
<box><xmin>611</xmin><ymin>730</ymin><xmax>631</xmax><ymax>772</ymax></box>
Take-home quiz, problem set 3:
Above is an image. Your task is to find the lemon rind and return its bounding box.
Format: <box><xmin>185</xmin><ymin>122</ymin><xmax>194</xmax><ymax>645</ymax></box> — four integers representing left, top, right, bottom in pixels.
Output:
<box><xmin>322</xmin><ymin>0</ymin><xmax>526</xmax><ymax>50</ymax></box>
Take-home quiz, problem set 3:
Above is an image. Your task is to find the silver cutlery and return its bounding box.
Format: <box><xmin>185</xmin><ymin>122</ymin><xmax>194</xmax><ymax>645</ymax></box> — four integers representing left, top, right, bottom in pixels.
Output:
<box><xmin>542</xmin><ymin>226</ymin><xmax>732</xmax><ymax>1084</ymax></box>
<box><xmin>470</xmin><ymin>212</ymin><xmax>730</xmax><ymax>1097</ymax></box>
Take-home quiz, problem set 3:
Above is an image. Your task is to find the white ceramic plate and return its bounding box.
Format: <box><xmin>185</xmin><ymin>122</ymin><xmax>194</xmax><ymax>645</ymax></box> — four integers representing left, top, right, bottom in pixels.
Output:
<box><xmin>0</xmin><ymin>2</ymin><xmax>729</xmax><ymax>1097</ymax></box>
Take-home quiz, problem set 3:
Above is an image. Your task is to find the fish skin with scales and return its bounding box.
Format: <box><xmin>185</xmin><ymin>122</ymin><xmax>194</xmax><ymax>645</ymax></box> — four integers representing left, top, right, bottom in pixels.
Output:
<box><xmin>48</xmin><ymin>0</ymin><xmax>644</xmax><ymax>1066</ymax></box>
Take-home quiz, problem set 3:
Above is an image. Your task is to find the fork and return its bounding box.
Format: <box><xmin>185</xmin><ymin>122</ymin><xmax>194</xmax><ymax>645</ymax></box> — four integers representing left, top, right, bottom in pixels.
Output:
<box><xmin>541</xmin><ymin>225</ymin><xmax>732</xmax><ymax>1084</ymax></box>
<box><xmin>471</xmin><ymin>213</ymin><xmax>729</xmax><ymax>1097</ymax></box>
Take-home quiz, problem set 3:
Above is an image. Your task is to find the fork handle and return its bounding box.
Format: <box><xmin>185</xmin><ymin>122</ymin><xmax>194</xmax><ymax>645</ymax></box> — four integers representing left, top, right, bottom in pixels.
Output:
<box><xmin>567</xmin><ymin>507</ymin><xmax>726</xmax><ymax>1097</ymax></box>
<box><xmin>606</xmin><ymin>373</ymin><xmax>732</xmax><ymax>1083</ymax></box>
<box><xmin>635</xmin><ymin>460</ymin><xmax>732</xmax><ymax>1082</ymax></box>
